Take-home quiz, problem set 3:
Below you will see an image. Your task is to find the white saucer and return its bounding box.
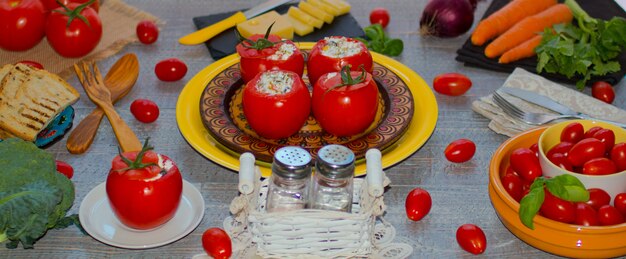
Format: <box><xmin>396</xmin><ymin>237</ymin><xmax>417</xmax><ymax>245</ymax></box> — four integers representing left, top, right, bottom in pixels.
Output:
<box><xmin>79</xmin><ymin>180</ymin><xmax>205</xmax><ymax>249</ymax></box>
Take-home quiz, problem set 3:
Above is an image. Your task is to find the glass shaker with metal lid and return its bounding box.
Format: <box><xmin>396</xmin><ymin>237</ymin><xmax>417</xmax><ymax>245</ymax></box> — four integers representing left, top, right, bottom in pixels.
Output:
<box><xmin>265</xmin><ymin>146</ymin><xmax>312</xmax><ymax>212</ymax></box>
<box><xmin>310</xmin><ymin>144</ymin><xmax>355</xmax><ymax>212</ymax></box>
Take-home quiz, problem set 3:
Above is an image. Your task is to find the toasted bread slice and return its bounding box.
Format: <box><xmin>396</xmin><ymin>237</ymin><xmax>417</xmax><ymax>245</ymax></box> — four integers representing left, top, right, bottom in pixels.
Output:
<box><xmin>0</xmin><ymin>64</ymin><xmax>79</xmax><ymax>142</ymax></box>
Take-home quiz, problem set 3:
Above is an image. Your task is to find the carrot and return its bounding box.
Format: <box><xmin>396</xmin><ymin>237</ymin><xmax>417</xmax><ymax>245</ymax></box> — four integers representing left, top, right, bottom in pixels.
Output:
<box><xmin>498</xmin><ymin>35</ymin><xmax>542</xmax><ymax>64</ymax></box>
<box><xmin>471</xmin><ymin>0</ymin><xmax>557</xmax><ymax>46</ymax></box>
<box><xmin>484</xmin><ymin>4</ymin><xmax>572</xmax><ymax>59</ymax></box>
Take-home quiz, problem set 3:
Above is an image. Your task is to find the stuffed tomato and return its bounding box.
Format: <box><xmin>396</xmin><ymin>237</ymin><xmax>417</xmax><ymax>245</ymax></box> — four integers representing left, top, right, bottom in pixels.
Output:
<box><xmin>243</xmin><ymin>70</ymin><xmax>311</xmax><ymax>139</ymax></box>
<box><xmin>106</xmin><ymin>140</ymin><xmax>183</xmax><ymax>230</ymax></box>
<box><xmin>307</xmin><ymin>36</ymin><xmax>373</xmax><ymax>86</ymax></box>
<box><xmin>312</xmin><ymin>66</ymin><xmax>379</xmax><ymax>137</ymax></box>
<box><xmin>236</xmin><ymin>32</ymin><xmax>304</xmax><ymax>83</ymax></box>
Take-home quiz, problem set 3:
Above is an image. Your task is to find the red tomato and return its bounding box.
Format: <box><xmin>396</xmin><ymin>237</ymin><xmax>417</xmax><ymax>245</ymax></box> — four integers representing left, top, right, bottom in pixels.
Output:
<box><xmin>405</xmin><ymin>187</ymin><xmax>432</xmax><ymax>221</ymax></box>
<box><xmin>16</xmin><ymin>60</ymin><xmax>43</xmax><ymax>69</ymax></box>
<box><xmin>0</xmin><ymin>0</ymin><xmax>46</xmax><ymax>51</ymax></box>
<box><xmin>592</xmin><ymin>128</ymin><xmax>615</xmax><ymax>152</ymax></box>
<box><xmin>369</xmin><ymin>7</ymin><xmax>390</xmax><ymax>28</ymax></box>
<box><xmin>55</xmin><ymin>160</ymin><xmax>74</xmax><ymax>179</ymax></box>
<box><xmin>510</xmin><ymin>148</ymin><xmax>542</xmax><ymax>182</ymax></box>
<box><xmin>584</xmin><ymin>126</ymin><xmax>603</xmax><ymax>139</ymax></box>
<box><xmin>130</xmin><ymin>99</ymin><xmax>160</xmax><ymax>123</ymax></box>
<box><xmin>547</xmin><ymin>152</ymin><xmax>574</xmax><ymax>171</ymax></box>
<box><xmin>443</xmin><ymin>138</ymin><xmax>476</xmax><ymax>163</ymax></box>
<box><xmin>504</xmin><ymin>165</ymin><xmax>519</xmax><ymax>178</ymax></box>
<box><xmin>40</xmin><ymin>0</ymin><xmax>99</xmax><ymax>12</ymax></box>
<box><xmin>610</xmin><ymin>143</ymin><xmax>626</xmax><ymax>171</ymax></box>
<box><xmin>567</xmin><ymin>138</ymin><xmax>606</xmax><ymax>167</ymax></box>
<box><xmin>582</xmin><ymin>157</ymin><xmax>617</xmax><ymax>175</ymax></box>
<box><xmin>236</xmin><ymin>34</ymin><xmax>304</xmax><ymax>83</ymax></box>
<box><xmin>202</xmin><ymin>228</ymin><xmax>232</xmax><ymax>259</ymax></box>
<box><xmin>306</xmin><ymin>36</ymin><xmax>373</xmax><ymax>86</ymax></box>
<box><xmin>456</xmin><ymin>224</ymin><xmax>487</xmax><ymax>255</ymax></box>
<box><xmin>136</xmin><ymin>20</ymin><xmax>159</xmax><ymax>45</ymax></box>
<box><xmin>529</xmin><ymin>143</ymin><xmax>539</xmax><ymax>156</ymax></box>
<box><xmin>546</xmin><ymin>141</ymin><xmax>573</xmax><ymax>158</ymax></box>
<box><xmin>560</xmin><ymin>122</ymin><xmax>584</xmax><ymax>143</ymax></box>
<box><xmin>592</xmin><ymin>81</ymin><xmax>615</xmax><ymax>104</ymax></box>
<box><xmin>585</xmin><ymin>188</ymin><xmax>611</xmax><ymax>210</ymax></box>
<box><xmin>243</xmin><ymin>70</ymin><xmax>311</xmax><ymax>139</ymax></box>
<box><xmin>106</xmin><ymin>143</ymin><xmax>183</xmax><ymax>230</ymax></box>
<box><xmin>312</xmin><ymin>66</ymin><xmax>378</xmax><ymax>137</ymax></box>
<box><xmin>614</xmin><ymin>193</ymin><xmax>626</xmax><ymax>216</ymax></box>
<box><xmin>540</xmin><ymin>190</ymin><xmax>575</xmax><ymax>224</ymax></box>
<box><xmin>574</xmin><ymin>203</ymin><xmax>599</xmax><ymax>226</ymax></box>
<box><xmin>45</xmin><ymin>2</ymin><xmax>101</xmax><ymax>57</ymax></box>
<box><xmin>501</xmin><ymin>173</ymin><xmax>523</xmax><ymax>202</ymax></box>
<box><xmin>433</xmin><ymin>73</ymin><xmax>472</xmax><ymax>96</ymax></box>
<box><xmin>597</xmin><ymin>205</ymin><xmax>625</xmax><ymax>226</ymax></box>
<box><xmin>155</xmin><ymin>58</ymin><xmax>187</xmax><ymax>81</ymax></box>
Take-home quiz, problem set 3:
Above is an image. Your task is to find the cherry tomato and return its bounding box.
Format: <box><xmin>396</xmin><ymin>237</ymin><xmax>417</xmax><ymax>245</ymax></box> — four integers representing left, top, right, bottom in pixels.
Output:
<box><xmin>307</xmin><ymin>36</ymin><xmax>373</xmax><ymax>86</ymax></box>
<box><xmin>510</xmin><ymin>148</ymin><xmax>542</xmax><ymax>182</ymax></box>
<box><xmin>46</xmin><ymin>2</ymin><xmax>102</xmax><ymax>57</ymax></box>
<box><xmin>0</xmin><ymin>0</ymin><xmax>46</xmax><ymax>51</ymax></box>
<box><xmin>236</xmin><ymin>34</ymin><xmax>304</xmax><ymax>83</ymax></box>
<box><xmin>369</xmin><ymin>7</ymin><xmax>390</xmax><ymax>28</ymax></box>
<box><xmin>592</xmin><ymin>128</ymin><xmax>615</xmax><ymax>153</ymax></box>
<box><xmin>155</xmin><ymin>58</ymin><xmax>188</xmax><ymax>81</ymax></box>
<box><xmin>546</xmin><ymin>141</ymin><xmax>573</xmax><ymax>158</ymax></box>
<box><xmin>540</xmin><ymin>189</ymin><xmax>575</xmax><ymax>224</ymax></box>
<box><xmin>597</xmin><ymin>205</ymin><xmax>625</xmax><ymax>226</ymax></box>
<box><xmin>444</xmin><ymin>138</ymin><xmax>476</xmax><ymax>163</ymax></box>
<box><xmin>405</xmin><ymin>187</ymin><xmax>432</xmax><ymax>221</ymax></box>
<box><xmin>610</xmin><ymin>143</ymin><xmax>626</xmax><ymax>172</ymax></box>
<box><xmin>585</xmin><ymin>188</ymin><xmax>611</xmax><ymax>210</ymax></box>
<box><xmin>504</xmin><ymin>165</ymin><xmax>519</xmax><ymax>178</ymax></box>
<box><xmin>574</xmin><ymin>203</ymin><xmax>599</xmax><ymax>226</ymax></box>
<box><xmin>582</xmin><ymin>157</ymin><xmax>617</xmax><ymax>175</ymax></box>
<box><xmin>547</xmin><ymin>152</ymin><xmax>573</xmax><ymax>171</ymax></box>
<box><xmin>501</xmin><ymin>173</ymin><xmax>523</xmax><ymax>202</ymax></box>
<box><xmin>529</xmin><ymin>143</ymin><xmax>539</xmax><ymax>156</ymax></box>
<box><xmin>55</xmin><ymin>160</ymin><xmax>74</xmax><ymax>179</ymax></box>
<box><xmin>456</xmin><ymin>224</ymin><xmax>487</xmax><ymax>255</ymax></box>
<box><xmin>592</xmin><ymin>81</ymin><xmax>615</xmax><ymax>104</ymax></box>
<box><xmin>560</xmin><ymin>122</ymin><xmax>584</xmax><ymax>143</ymax></box>
<box><xmin>40</xmin><ymin>0</ymin><xmax>99</xmax><ymax>12</ymax></box>
<box><xmin>106</xmin><ymin>143</ymin><xmax>183</xmax><ymax>229</ymax></box>
<box><xmin>202</xmin><ymin>228</ymin><xmax>232</xmax><ymax>259</ymax></box>
<box><xmin>614</xmin><ymin>193</ymin><xmax>626</xmax><ymax>216</ymax></box>
<box><xmin>433</xmin><ymin>73</ymin><xmax>472</xmax><ymax>96</ymax></box>
<box><xmin>584</xmin><ymin>126</ymin><xmax>603</xmax><ymax>139</ymax></box>
<box><xmin>243</xmin><ymin>70</ymin><xmax>311</xmax><ymax>139</ymax></box>
<box><xmin>16</xmin><ymin>60</ymin><xmax>43</xmax><ymax>69</ymax></box>
<box><xmin>130</xmin><ymin>99</ymin><xmax>160</xmax><ymax>123</ymax></box>
<box><xmin>136</xmin><ymin>20</ymin><xmax>159</xmax><ymax>45</ymax></box>
<box><xmin>567</xmin><ymin>138</ymin><xmax>606</xmax><ymax>167</ymax></box>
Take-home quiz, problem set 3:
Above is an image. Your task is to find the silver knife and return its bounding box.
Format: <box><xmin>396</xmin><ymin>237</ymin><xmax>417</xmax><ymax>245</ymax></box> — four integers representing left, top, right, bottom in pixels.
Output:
<box><xmin>499</xmin><ymin>87</ymin><xmax>626</xmax><ymax>128</ymax></box>
<box><xmin>179</xmin><ymin>0</ymin><xmax>293</xmax><ymax>45</ymax></box>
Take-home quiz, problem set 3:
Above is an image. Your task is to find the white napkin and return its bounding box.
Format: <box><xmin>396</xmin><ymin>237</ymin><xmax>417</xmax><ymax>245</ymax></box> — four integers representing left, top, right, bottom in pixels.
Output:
<box><xmin>472</xmin><ymin>68</ymin><xmax>626</xmax><ymax>137</ymax></box>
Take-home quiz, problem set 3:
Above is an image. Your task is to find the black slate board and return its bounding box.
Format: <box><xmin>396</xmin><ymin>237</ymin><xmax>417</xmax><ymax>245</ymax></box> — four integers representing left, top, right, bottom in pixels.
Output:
<box><xmin>193</xmin><ymin>3</ymin><xmax>365</xmax><ymax>60</ymax></box>
<box><xmin>455</xmin><ymin>0</ymin><xmax>626</xmax><ymax>86</ymax></box>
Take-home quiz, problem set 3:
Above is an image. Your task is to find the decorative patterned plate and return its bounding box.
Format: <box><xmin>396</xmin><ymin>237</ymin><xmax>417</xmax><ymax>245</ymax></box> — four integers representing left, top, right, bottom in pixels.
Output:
<box><xmin>0</xmin><ymin>106</ymin><xmax>74</xmax><ymax>147</ymax></box>
<box><xmin>176</xmin><ymin>42</ymin><xmax>438</xmax><ymax>177</ymax></box>
<box><xmin>199</xmin><ymin>51</ymin><xmax>413</xmax><ymax>163</ymax></box>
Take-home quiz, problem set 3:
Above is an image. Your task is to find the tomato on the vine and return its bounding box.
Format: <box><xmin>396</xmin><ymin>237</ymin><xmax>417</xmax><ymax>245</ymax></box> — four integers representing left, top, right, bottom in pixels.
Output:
<box><xmin>592</xmin><ymin>81</ymin><xmax>615</xmax><ymax>104</ymax></box>
<box><xmin>405</xmin><ymin>187</ymin><xmax>432</xmax><ymax>221</ymax></box>
<box><xmin>307</xmin><ymin>36</ymin><xmax>373</xmax><ymax>86</ymax></box>
<box><xmin>136</xmin><ymin>20</ymin><xmax>159</xmax><ymax>45</ymax></box>
<box><xmin>509</xmin><ymin>148</ymin><xmax>542</xmax><ymax>182</ymax></box>
<box><xmin>236</xmin><ymin>32</ymin><xmax>304</xmax><ymax>83</ymax></box>
<box><xmin>369</xmin><ymin>7</ymin><xmax>390</xmax><ymax>28</ymax></box>
<box><xmin>433</xmin><ymin>73</ymin><xmax>472</xmax><ymax>96</ymax></box>
<box><xmin>130</xmin><ymin>99</ymin><xmax>160</xmax><ymax>123</ymax></box>
<box><xmin>0</xmin><ymin>0</ymin><xmax>46</xmax><ymax>51</ymax></box>
<box><xmin>45</xmin><ymin>1</ymin><xmax>102</xmax><ymax>57</ymax></box>
<box><xmin>202</xmin><ymin>228</ymin><xmax>232</xmax><ymax>259</ymax></box>
<box><xmin>55</xmin><ymin>160</ymin><xmax>74</xmax><ymax>179</ymax></box>
<box><xmin>444</xmin><ymin>138</ymin><xmax>476</xmax><ymax>163</ymax></box>
<box><xmin>456</xmin><ymin>224</ymin><xmax>486</xmax><ymax>255</ymax></box>
<box><xmin>155</xmin><ymin>58</ymin><xmax>187</xmax><ymax>82</ymax></box>
<box><xmin>40</xmin><ymin>0</ymin><xmax>99</xmax><ymax>12</ymax></box>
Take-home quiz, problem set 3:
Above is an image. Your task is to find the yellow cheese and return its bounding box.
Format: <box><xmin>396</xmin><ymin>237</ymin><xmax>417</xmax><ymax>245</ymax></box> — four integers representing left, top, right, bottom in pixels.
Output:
<box><xmin>287</xmin><ymin>6</ymin><xmax>323</xmax><ymax>29</ymax></box>
<box><xmin>308</xmin><ymin>0</ymin><xmax>340</xmax><ymax>16</ymax></box>
<box><xmin>236</xmin><ymin>11</ymin><xmax>294</xmax><ymax>39</ymax></box>
<box><xmin>320</xmin><ymin>0</ymin><xmax>351</xmax><ymax>15</ymax></box>
<box><xmin>299</xmin><ymin>1</ymin><xmax>333</xmax><ymax>24</ymax></box>
<box><xmin>283</xmin><ymin>14</ymin><xmax>314</xmax><ymax>36</ymax></box>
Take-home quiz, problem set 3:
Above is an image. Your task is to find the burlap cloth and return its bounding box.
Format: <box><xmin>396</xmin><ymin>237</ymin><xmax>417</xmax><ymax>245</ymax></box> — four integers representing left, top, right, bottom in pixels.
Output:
<box><xmin>0</xmin><ymin>0</ymin><xmax>161</xmax><ymax>79</ymax></box>
<box><xmin>473</xmin><ymin>68</ymin><xmax>626</xmax><ymax>137</ymax></box>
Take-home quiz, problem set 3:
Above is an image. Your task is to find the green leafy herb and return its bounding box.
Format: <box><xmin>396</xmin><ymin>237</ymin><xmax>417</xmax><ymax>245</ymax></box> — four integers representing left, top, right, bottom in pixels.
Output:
<box><xmin>518</xmin><ymin>174</ymin><xmax>589</xmax><ymax>229</ymax></box>
<box><xmin>356</xmin><ymin>24</ymin><xmax>404</xmax><ymax>56</ymax></box>
<box><xmin>536</xmin><ymin>0</ymin><xmax>626</xmax><ymax>90</ymax></box>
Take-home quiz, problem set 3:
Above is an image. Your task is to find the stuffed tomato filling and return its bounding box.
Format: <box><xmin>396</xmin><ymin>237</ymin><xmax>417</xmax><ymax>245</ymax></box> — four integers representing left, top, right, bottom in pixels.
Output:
<box><xmin>321</xmin><ymin>36</ymin><xmax>363</xmax><ymax>58</ymax></box>
<box><xmin>267</xmin><ymin>42</ymin><xmax>297</xmax><ymax>61</ymax></box>
<box><xmin>255</xmin><ymin>70</ymin><xmax>295</xmax><ymax>95</ymax></box>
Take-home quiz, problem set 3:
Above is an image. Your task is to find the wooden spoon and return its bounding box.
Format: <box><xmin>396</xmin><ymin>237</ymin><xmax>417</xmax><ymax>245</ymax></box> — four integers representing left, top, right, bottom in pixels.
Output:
<box><xmin>66</xmin><ymin>53</ymin><xmax>139</xmax><ymax>154</ymax></box>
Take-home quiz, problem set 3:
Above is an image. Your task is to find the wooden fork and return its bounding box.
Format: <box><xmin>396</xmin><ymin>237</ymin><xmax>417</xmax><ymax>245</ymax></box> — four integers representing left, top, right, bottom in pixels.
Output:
<box><xmin>74</xmin><ymin>61</ymin><xmax>142</xmax><ymax>152</ymax></box>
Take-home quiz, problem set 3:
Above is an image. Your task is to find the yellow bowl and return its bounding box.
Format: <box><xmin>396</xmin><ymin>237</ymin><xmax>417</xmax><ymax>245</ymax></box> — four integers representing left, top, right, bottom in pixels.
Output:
<box><xmin>538</xmin><ymin>119</ymin><xmax>626</xmax><ymax>201</ymax></box>
<box><xmin>489</xmin><ymin>126</ymin><xmax>626</xmax><ymax>258</ymax></box>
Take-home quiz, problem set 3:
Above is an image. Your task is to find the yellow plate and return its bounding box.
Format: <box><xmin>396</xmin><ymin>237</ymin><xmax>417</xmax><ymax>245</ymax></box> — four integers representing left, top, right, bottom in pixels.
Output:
<box><xmin>176</xmin><ymin>42</ymin><xmax>438</xmax><ymax>177</ymax></box>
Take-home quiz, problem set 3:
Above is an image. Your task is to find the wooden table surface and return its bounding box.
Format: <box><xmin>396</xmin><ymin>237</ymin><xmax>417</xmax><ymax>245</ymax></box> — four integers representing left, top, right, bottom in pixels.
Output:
<box><xmin>3</xmin><ymin>0</ymin><xmax>626</xmax><ymax>258</ymax></box>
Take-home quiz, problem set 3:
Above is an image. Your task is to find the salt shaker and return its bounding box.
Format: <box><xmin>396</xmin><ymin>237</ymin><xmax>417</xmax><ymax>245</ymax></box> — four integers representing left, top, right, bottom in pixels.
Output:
<box><xmin>310</xmin><ymin>144</ymin><xmax>355</xmax><ymax>212</ymax></box>
<box><xmin>265</xmin><ymin>146</ymin><xmax>312</xmax><ymax>212</ymax></box>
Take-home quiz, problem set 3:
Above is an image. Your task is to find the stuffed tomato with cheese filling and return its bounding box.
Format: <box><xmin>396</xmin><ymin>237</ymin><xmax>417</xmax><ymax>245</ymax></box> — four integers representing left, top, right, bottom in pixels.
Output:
<box><xmin>312</xmin><ymin>65</ymin><xmax>378</xmax><ymax>137</ymax></box>
<box><xmin>243</xmin><ymin>70</ymin><xmax>311</xmax><ymax>139</ymax></box>
<box><xmin>307</xmin><ymin>36</ymin><xmax>373</xmax><ymax>86</ymax></box>
<box><xmin>236</xmin><ymin>28</ymin><xmax>304</xmax><ymax>83</ymax></box>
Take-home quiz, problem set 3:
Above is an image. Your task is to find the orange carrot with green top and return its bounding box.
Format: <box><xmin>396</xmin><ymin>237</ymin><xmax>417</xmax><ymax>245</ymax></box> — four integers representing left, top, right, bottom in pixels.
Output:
<box><xmin>484</xmin><ymin>4</ymin><xmax>573</xmax><ymax>59</ymax></box>
<box><xmin>498</xmin><ymin>35</ymin><xmax>542</xmax><ymax>64</ymax></box>
<box><xmin>471</xmin><ymin>0</ymin><xmax>557</xmax><ymax>46</ymax></box>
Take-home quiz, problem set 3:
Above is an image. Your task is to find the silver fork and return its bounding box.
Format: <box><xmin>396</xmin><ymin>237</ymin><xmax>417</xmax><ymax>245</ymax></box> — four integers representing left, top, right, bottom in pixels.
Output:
<box><xmin>492</xmin><ymin>91</ymin><xmax>588</xmax><ymax>125</ymax></box>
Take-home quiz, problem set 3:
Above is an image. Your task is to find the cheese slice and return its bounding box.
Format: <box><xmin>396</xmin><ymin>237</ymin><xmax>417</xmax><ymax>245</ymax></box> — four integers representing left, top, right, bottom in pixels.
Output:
<box><xmin>288</xmin><ymin>6</ymin><xmax>323</xmax><ymax>29</ymax></box>
<box><xmin>308</xmin><ymin>0</ymin><xmax>340</xmax><ymax>16</ymax></box>
<box><xmin>320</xmin><ymin>0</ymin><xmax>351</xmax><ymax>15</ymax></box>
<box><xmin>299</xmin><ymin>1</ymin><xmax>333</xmax><ymax>24</ymax></box>
<box><xmin>283</xmin><ymin>14</ymin><xmax>314</xmax><ymax>36</ymax></box>
<box><xmin>236</xmin><ymin>11</ymin><xmax>294</xmax><ymax>40</ymax></box>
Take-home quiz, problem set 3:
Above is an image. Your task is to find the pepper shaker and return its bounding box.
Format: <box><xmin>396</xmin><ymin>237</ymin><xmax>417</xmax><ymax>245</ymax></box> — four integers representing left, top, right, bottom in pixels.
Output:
<box><xmin>265</xmin><ymin>146</ymin><xmax>312</xmax><ymax>212</ymax></box>
<box><xmin>310</xmin><ymin>144</ymin><xmax>355</xmax><ymax>212</ymax></box>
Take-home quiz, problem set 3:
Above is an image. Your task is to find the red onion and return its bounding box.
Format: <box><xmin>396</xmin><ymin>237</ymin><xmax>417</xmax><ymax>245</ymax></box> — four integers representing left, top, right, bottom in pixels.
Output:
<box><xmin>420</xmin><ymin>0</ymin><xmax>475</xmax><ymax>38</ymax></box>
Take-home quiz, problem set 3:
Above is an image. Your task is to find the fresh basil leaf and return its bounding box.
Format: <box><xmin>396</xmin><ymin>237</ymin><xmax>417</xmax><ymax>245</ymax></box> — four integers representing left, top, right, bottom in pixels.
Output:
<box><xmin>519</xmin><ymin>186</ymin><xmax>545</xmax><ymax>229</ymax></box>
<box><xmin>383</xmin><ymin>39</ymin><xmax>404</xmax><ymax>56</ymax></box>
<box><xmin>359</xmin><ymin>24</ymin><xmax>404</xmax><ymax>57</ymax></box>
